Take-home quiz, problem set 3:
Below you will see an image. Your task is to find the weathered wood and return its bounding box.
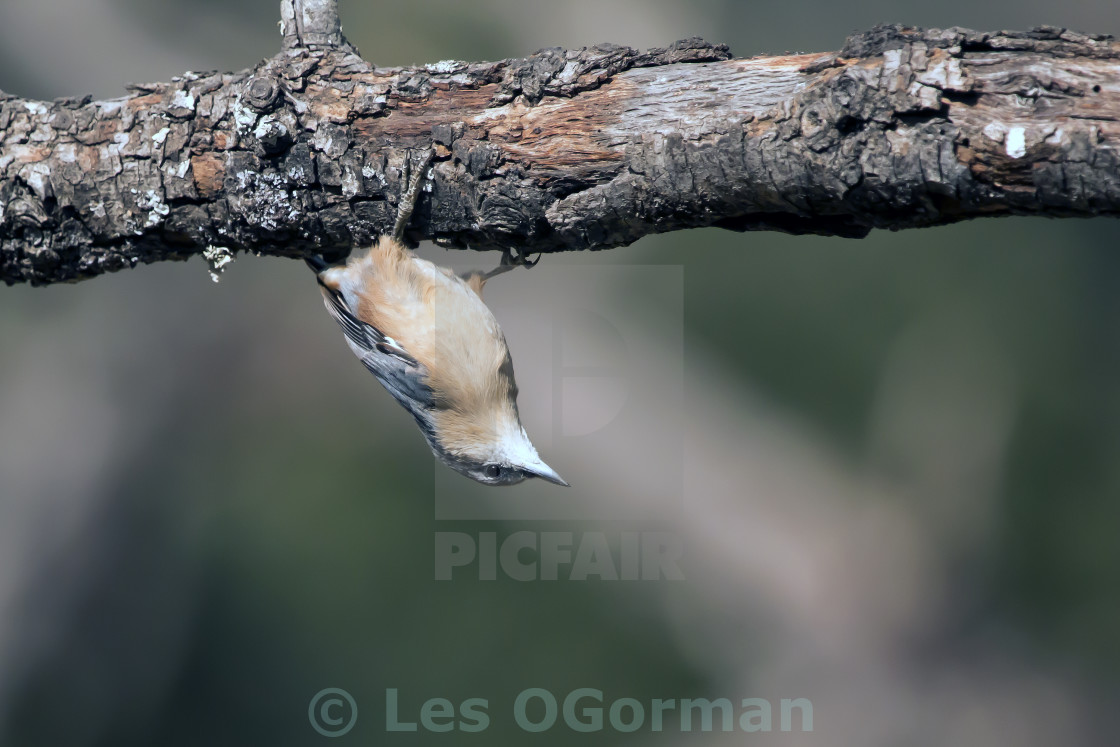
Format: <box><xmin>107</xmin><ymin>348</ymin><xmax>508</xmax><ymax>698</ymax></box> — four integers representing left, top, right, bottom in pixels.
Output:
<box><xmin>1</xmin><ymin>15</ymin><xmax>1118</xmax><ymax>285</ymax></box>
<box><xmin>280</xmin><ymin>0</ymin><xmax>347</xmax><ymax>50</ymax></box>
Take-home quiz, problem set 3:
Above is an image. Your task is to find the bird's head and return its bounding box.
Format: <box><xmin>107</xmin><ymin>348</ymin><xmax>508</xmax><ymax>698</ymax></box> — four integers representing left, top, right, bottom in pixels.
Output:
<box><xmin>427</xmin><ymin>405</ymin><xmax>568</xmax><ymax>487</ymax></box>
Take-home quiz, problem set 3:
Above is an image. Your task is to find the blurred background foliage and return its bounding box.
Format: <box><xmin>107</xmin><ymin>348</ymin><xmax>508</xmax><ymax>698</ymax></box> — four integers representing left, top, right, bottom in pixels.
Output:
<box><xmin>0</xmin><ymin>1</ymin><xmax>1118</xmax><ymax>745</ymax></box>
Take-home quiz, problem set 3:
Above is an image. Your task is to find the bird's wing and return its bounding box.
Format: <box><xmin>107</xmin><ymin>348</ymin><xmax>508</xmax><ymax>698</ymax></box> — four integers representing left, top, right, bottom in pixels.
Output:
<box><xmin>316</xmin><ymin>283</ymin><xmax>434</xmax><ymax>410</ymax></box>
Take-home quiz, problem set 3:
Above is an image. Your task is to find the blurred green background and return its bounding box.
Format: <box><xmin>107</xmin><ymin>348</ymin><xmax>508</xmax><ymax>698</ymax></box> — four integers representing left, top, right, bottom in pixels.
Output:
<box><xmin>1</xmin><ymin>1</ymin><xmax>1118</xmax><ymax>745</ymax></box>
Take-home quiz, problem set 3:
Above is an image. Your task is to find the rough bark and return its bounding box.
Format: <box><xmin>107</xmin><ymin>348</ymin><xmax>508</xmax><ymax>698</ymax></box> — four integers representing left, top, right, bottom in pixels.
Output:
<box><xmin>1</xmin><ymin>10</ymin><xmax>1118</xmax><ymax>285</ymax></box>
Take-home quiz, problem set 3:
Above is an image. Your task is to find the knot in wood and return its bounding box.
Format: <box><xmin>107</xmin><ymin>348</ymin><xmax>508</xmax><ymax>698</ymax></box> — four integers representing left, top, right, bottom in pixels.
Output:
<box><xmin>246</xmin><ymin>76</ymin><xmax>282</xmax><ymax>112</ymax></box>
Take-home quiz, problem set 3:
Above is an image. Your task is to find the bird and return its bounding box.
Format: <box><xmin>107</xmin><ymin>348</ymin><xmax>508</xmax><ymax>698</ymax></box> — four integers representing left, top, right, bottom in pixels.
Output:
<box><xmin>306</xmin><ymin>151</ymin><xmax>568</xmax><ymax>487</ymax></box>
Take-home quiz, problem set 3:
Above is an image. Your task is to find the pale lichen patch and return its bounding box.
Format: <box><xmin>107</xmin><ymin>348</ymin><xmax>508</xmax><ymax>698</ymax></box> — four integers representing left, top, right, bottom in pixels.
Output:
<box><xmin>170</xmin><ymin>90</ymin><xmax>196</xmax><ymax>112</ymax></box>
<box><xmin>232</xmin><ymin>96</ymin><xmax>259</xmax><ymax>135</ymax></box>
<box><xmin>1005</xmin><ymin>126</ymin><xmax>1027</xmax><ymax>158</ymax></box>
<box><xmin>426</xmin><ymin>60</ymin><xmax>462</xmax><ymax>74</ymax></box>
<box><xmin>19</xmin><ymin>163</ymin><xmax>52</xmax><ymax>201</ymax></box>
<box><xmin>253</xmin><ymin>114</ymin><xmax>286</xmax><ymax>140</ymax></box>
<box><xmin>202</xmin><ymin>245</ymin><xmax>234</xmax><ymax>283</ymax></box>
<box><xmin>137</xmin><ymin>189</ymin><xmax>170</xmax><ymax>228</ymax></box>
<box><xmin>982</xmin><ymin>121</ymin><xmax>1007</xmax><ymax>143</ymax></box>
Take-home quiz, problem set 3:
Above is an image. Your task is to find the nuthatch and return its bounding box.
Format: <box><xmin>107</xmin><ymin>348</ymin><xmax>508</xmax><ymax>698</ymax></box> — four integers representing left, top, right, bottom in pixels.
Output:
<box><xmin>307</xmin><ymin>152</ymin><xmax>567</xmax><ymax>487</ymax></box>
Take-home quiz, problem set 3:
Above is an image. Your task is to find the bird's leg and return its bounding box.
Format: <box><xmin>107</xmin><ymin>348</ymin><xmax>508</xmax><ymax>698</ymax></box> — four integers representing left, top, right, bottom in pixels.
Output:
<box><xmin>392</xmin><ymin>148</ymin><xmax>434</xmax><ymax>243</ymax></box>
<box><xmin>478</xmin><ymin>247</ymin><xmax>541</xmax><ymax>282</ymax></box>
<box><xmin>459</xmin><ymin>247</ymin><xmax>541</xmax><ymax>297</ymax></box>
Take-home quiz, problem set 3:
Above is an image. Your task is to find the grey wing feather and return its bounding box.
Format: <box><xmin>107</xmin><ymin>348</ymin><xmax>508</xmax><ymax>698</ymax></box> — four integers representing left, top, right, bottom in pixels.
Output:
<box><xmin>318</xmin><ymin>282</ymin><xmax>374</xmax><ymax>352</ymax></box>
<box><xmin>315</xmin><ymin>283</ymin><xmax>434</xmax><ymax>412</ymax></box>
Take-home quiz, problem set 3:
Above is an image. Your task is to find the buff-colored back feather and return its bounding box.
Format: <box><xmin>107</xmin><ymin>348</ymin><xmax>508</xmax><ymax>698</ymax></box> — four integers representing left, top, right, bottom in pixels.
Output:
<box><xmin>342</xmin><ymin>237</ymin><xmax>519</xmax><ymax>457</ymax></box>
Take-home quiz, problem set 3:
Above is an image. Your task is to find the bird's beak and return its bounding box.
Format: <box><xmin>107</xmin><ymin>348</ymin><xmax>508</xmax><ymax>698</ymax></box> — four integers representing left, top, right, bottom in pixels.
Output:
<box><xmin>523</xmin><ymin>460</ymin><xmax>570</xmax><ymax>487</ymax></box>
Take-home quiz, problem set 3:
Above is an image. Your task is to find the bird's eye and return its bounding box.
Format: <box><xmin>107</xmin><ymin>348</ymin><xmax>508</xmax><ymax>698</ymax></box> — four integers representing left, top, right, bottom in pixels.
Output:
<box><xmin>485</xmin><ymin>464</ymin><xmax>502</xmax><ymax>479</ymax></box>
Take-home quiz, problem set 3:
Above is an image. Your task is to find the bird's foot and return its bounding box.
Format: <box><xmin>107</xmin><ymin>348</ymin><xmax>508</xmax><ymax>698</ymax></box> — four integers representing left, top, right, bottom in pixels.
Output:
<box><xmin>481</xmin><ymin>247</ymin><xmax>541</xmax><ymax>281</ymax></box>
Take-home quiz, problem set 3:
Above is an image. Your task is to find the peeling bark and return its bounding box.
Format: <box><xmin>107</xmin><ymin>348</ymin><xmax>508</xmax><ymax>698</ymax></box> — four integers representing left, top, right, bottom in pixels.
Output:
<box><xmin>1</xmin><ymin>14</ymin><xmax>1118</xmax><ymax>286</ymax></box>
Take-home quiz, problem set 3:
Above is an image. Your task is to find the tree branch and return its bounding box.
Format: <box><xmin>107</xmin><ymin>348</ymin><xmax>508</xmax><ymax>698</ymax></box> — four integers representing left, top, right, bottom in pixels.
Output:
<box><xmin>280</xmin><ymin>0</ymin><xmax>347</xmax><ymax>51</ymax></box>
<box><xmin>2</xmin><ymin>16</ymin><xmax>1118</xmax><ymax>285</ymax></box>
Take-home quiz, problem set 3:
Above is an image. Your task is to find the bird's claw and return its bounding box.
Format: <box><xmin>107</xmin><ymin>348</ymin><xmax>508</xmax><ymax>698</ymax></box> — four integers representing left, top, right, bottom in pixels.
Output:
<box><xmin>501</xmin><ymin>247</ymin><xmax>541</xmax><ymax>269</ymax></box>
<box><xmin>476</xmin><ymin>247</ymin><xmax>542</xmax><ymax>284</ymax></box>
